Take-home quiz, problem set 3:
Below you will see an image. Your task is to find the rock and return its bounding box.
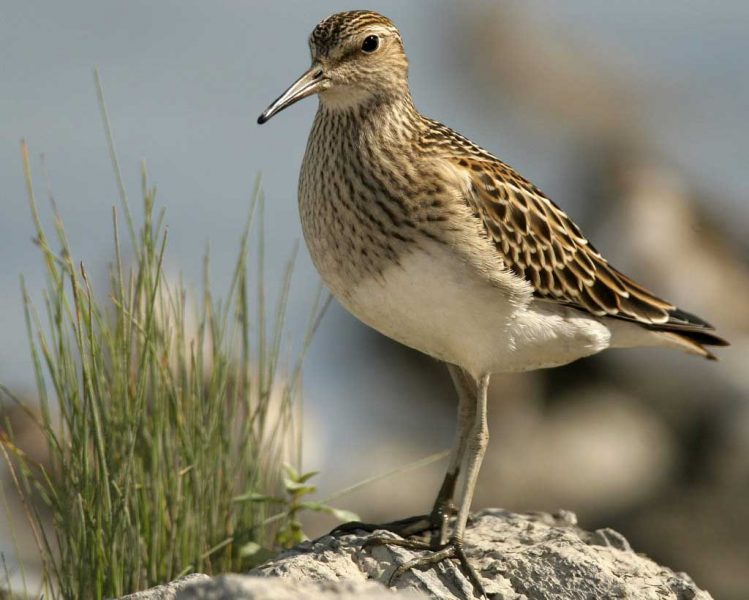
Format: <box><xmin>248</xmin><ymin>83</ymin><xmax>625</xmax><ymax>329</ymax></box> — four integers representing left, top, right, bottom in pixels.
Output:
<box><xmin>117</xmin><ymin>509</ymin><xmax>713</xmax><ymax>600</ymax></box>
<box><xmin>119</xmin><ymin>575</ymin><xmax>421</xmax><ymax>599</ymax></box>
<box><xmin>173</xmin><ymin>576</ymin><xmax>423</xmax><ymax>599</ymax></box>
<box><xmin>250</xmin><ymin>509</ymin><xmax>712</xmax><ymax>600</ymax></box>
<box><xmin>118</xmin><ymin>574</ymin><xmax>212</xmax><ymax>599</ymax></box>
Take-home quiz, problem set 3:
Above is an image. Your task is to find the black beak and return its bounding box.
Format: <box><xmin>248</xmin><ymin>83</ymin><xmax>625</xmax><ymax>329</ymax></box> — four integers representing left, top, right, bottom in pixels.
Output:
<box><xmin>257</xmin><ymin>64</ymin><xmax>328</xmax><ymax>124</ymax></box>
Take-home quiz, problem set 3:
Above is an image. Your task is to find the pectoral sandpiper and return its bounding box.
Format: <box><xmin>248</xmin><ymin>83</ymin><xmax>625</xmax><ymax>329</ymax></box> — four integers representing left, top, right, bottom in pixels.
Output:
<box><xmin>257</xmin><ymin>10</ymin><xmax>728</xmax><ymax>598</ymax></box>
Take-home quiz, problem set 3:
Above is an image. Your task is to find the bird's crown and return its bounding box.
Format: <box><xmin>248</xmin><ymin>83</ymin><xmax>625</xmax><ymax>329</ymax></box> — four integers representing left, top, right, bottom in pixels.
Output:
<box><xmin>309</xmin><ymin>10</ymin><xmax>400</xmax><ymax>55</ymax></box>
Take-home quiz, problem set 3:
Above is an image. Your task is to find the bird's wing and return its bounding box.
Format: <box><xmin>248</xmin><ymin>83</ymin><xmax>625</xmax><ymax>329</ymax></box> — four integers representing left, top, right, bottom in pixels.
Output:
<box><xmin>419</xmin><ymin>117</ymin><xmax>725</xmax><ymax>350</ymax></box>
<box><xmin>447</xmin><ymin>151</ymin><xmax>711</xmax><ymax>329</ymax></box>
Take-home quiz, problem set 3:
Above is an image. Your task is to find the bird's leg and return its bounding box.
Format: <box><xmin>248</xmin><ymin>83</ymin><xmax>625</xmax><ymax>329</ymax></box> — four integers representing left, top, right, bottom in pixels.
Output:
<box><xmin>331</xmin><ymin>364</ymin><xmax>476</xmax><ymax>542</ymax></box>
<box><xmin>427</xmin><ymin>364</ymin><xmax>477</xmax><ymax>548</ymax></box>
<box><xmin>440</xmin><ymin>371</ymin><xmax>490</xmax><ymax>596</ymax></box>
<box><xmin>365</xmin><ymin>373</ymin><xmax>492</xmax><ymax>599</ymax></box>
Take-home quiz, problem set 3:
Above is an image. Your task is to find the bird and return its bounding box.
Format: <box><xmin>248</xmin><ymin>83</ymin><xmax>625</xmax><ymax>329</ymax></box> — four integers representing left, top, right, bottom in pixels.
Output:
<box><xmin>257</xmin><ymin>10</ymin><xmax>728</xmax><ymax>598</ymax></box>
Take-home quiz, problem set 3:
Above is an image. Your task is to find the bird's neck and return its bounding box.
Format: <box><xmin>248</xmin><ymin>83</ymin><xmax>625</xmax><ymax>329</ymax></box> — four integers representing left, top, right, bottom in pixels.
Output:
<box><xmin>318</xmin><ymin>91</ymin><xmax>423</xmax><ymax>146</ymax></box>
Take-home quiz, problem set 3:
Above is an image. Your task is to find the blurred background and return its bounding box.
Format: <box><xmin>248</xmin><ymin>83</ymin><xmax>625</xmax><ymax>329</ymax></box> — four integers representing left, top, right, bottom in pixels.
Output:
<box><xmin>1</xmin><ymin>1</ymin><xmax>747</xmax><ymax>598</ymax></box>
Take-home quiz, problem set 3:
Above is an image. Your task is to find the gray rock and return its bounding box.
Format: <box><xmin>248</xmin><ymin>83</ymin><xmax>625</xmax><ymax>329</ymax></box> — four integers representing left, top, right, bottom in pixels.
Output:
<box><xmin>118</xmin><ymin>574</ymin><xmax>212</xmax><ymax>599</ymax></box>
<box><xmin>118</xmin><ymin>574</ymin><xmax>414</xmax><ymax>599</ymax></box>
<box><xmin>174</xmin><ymin>576</ymin><xmax>422</xmax><ymax>599</ymax></box>
<box><xmin>119</xmin><ymin>509</ymin><xmax>713</xmax><ymax>600</ymax></box>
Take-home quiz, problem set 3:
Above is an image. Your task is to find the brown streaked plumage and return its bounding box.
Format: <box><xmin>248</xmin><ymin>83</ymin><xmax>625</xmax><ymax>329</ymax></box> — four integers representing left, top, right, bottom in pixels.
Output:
<box><xmin>437</xmin><ymin>132</ymin><xmax>727</xmax><ymax>356</ymax></box>
<box><xmin>257</xmin><ymin>10</ymin><xmax>728</xmax><ymax>598</ymax></box>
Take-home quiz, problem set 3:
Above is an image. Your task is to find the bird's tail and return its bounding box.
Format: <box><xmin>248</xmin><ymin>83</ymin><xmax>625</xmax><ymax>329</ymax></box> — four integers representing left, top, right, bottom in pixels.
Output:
<box><xmin>647</xmin><ymin>307</ymin><xmax>729</xmax><ymax>360</ymax></box>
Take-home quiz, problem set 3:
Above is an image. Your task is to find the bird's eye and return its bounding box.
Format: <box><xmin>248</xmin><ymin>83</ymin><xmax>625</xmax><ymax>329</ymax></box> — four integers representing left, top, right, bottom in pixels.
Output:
<box><xmin>361</xmin><ymin>35</ymin><xmax>380</xmax><ymax>53</ymax></box>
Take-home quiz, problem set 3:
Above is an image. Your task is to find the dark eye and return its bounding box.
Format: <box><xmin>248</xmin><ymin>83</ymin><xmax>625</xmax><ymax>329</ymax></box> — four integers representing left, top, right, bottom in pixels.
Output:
<box><xmin>361</xmin><ymin>35</ymin><xmax>379</xmax><ymax>53</ymax></box>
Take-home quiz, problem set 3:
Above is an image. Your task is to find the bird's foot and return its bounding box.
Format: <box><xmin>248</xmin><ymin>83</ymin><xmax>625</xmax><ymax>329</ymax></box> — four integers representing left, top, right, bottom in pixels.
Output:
<box><xmin>332</xmin><ymin>502</ymin><xmax>457</xmax><ymax>548</ymax></box>
<box><xmin>330</xmin><ymin>513</ymin><xmax>434</xmax><ymax>538</ymax></box>
<box><xmin>363</xmin><ymin>534</ymin><xmax>488</xmax><ymax>600</ymax></box>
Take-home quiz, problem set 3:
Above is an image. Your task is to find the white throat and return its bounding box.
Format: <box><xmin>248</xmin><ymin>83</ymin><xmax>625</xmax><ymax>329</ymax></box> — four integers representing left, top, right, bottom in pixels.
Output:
<box><xmin>319</xmin><ymin>86</ymin><xmax>373</xmax><ymax>111</ymax></box>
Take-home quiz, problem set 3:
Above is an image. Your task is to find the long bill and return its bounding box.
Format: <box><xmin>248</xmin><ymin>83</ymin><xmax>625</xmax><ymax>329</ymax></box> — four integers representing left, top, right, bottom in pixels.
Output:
<box><xmin>257</xmin><ymin>64</ymin><xmax>328</xmax><ymax>124</ymax></box>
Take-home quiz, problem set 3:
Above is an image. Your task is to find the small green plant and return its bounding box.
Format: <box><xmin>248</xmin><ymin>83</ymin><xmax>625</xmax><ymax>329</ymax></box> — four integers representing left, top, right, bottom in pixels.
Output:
<box><xmin>234</xmin><ymin>463</ymin><xmax>358</xmax><ymax>554</ymax></box>
<box><xmin>0</xmin><ymin>70</ymin><xmax>332</xmax><ymax>600</ymax></box>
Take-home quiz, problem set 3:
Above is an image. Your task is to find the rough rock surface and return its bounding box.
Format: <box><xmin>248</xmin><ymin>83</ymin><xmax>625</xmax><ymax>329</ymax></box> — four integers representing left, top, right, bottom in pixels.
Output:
<box><xmin>119</xmin><ymin>509</ymin><xmax>713</xmax><ymax>600</ymax></box>
<box><xmin>119</xmin><ymin>574</ymin><xmax>212</xmax><ymax>599</ymax></box>
<box><xmin>174</xmin><ymin>576</ymin><xmax>421</xmax><ymax>599</ymax></box>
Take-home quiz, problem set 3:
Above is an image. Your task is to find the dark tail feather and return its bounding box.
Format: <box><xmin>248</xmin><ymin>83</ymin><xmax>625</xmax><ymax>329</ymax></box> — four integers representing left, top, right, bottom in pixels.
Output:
<box><xmin>647</xmin><ymin>306</ymin><xmax>729</xmax><ymax>360</ymax></box>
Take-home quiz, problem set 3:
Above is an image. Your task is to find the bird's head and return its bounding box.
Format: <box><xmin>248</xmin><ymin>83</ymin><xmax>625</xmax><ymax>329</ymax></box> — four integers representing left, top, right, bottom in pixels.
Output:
<box><xmin>258</xmin><ymin>11</ymin><xmax>408</xmax><ymax>124</ymax></box>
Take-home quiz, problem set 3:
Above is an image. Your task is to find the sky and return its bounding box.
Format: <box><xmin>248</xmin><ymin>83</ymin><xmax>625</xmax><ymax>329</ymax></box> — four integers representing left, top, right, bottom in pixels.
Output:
<box><xmin>1</xmin><ymin>0</ymin><xmax>747</xmax><ymax>472</ymax></box>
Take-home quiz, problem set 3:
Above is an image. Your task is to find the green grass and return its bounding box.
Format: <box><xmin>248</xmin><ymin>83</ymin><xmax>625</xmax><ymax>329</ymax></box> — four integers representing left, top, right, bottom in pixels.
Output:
<box><xmin>0</xmin><ymin>70</ymin><xmax>455</xmax><ymax>600</ymax></box>
<box><xmin>0</xmin><ymin>71</ymin><xmax>329</xmax><ymax>599</ymax></box>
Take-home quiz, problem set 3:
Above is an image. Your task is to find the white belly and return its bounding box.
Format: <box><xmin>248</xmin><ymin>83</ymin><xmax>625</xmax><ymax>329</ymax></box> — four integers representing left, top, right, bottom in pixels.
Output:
<box><xmin>335</xmin><ymin>242</ymin><xmax>615</xmax><ymax>377</ymax></box>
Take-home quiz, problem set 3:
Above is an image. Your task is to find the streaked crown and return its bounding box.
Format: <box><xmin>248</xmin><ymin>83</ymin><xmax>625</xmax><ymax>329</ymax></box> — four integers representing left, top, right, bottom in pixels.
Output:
<box><xmin>309</xmin><ymin>10</ymin><xmax>410</xmax><ymax>108</ymax></box>
<box><xmin>309</xmin><ymin>10</ymin><xmax>400</xmax><ymax>55</ymax></box>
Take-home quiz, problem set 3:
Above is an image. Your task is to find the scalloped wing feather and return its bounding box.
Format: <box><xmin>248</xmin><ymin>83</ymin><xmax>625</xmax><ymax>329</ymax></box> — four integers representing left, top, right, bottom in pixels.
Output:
<box><xmin>456</xmin><ymin>156</ymin><xmax>673</xmax><ymax>321</ymax></box>
<box><xmin>446</xmin><ymin>153</ymin><xmax>728</xmax><ymax>352</ymax></box>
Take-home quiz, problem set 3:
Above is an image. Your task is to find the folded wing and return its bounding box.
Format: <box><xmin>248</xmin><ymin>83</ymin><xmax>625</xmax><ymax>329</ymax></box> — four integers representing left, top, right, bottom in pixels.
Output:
<box><xmin>448</xmin><ymin>153</ymin><xmax>728</xmax><ymax>355</ymax></box>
